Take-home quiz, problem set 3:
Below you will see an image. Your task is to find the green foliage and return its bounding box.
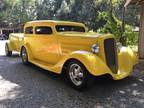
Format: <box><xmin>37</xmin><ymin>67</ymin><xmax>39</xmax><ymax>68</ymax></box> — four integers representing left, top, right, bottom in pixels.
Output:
<box><xmin>124</xmin><ymin>26</ymin><xmax>138</xmax><ymax>45</ymax></box>
<box><xmin>0</xmin><ymin>0</ymin><xmax>139</xmax><ymax>46</ymax></box>
<box><xmin>97</xmin><ymin>12</ymin><xmax>122</xmax><ymax>39</ymax></box>
<box><xmin>0</xmin><ymin>0</ymin><xmax>36</xmax><ymax>26</ymax></box>
<box><xmin>97</xmin><ymin>11</ymin><xmax>138</xmax><ymax>46</ymax></box>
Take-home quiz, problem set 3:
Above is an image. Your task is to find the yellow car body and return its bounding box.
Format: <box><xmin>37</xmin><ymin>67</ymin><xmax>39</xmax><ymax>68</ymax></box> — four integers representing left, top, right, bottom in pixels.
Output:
<box><xmin>19</xmin><ymin>20</ymin><xmax>138</xmax><ymax>81</ymax></box>
<box><xmin>5</xmin><ymin>33</ymin><xmax>24</xmax><ymax>56</ymax></box>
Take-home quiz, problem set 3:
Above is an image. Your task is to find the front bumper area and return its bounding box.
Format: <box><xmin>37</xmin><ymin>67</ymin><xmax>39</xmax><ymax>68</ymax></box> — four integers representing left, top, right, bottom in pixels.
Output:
<box><xmin>89</xmin><ymin>47</ymin><xmax>138</xmax><ymax>80</ymax></box>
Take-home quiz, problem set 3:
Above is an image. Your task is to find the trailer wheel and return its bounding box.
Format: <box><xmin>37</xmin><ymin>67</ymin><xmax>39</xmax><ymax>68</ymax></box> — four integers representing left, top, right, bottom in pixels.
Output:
<box><xmin>5</xmin><ymin>43</ymin><xmax>12</xmax><ymax>56</ymax></box>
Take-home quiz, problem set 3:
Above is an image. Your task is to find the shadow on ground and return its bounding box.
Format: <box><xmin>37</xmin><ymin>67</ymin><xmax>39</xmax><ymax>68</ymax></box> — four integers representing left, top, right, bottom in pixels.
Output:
<box><xmin>0</xmin><ymin>55</ymin><xmax>144</xmax><ymax>108</ymax></box>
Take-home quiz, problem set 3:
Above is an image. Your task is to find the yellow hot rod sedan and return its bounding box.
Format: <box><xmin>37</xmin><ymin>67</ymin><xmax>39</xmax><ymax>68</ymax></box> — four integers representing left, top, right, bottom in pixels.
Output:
<box><xmin>6</xmin><ymin>20</ymin><xmax>138</xmax><ymax>89</ymax></box>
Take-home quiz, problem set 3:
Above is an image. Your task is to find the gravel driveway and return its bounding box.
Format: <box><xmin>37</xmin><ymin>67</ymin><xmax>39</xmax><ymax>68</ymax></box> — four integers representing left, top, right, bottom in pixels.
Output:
<box><xmin>0</xmin><ymin>40</ymin><xmax>144</xmax><ymax>108</ymax></box>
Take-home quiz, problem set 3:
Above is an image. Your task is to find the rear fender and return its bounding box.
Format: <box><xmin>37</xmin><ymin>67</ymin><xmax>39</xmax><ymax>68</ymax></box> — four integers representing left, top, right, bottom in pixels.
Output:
<box><xmin>20</xmin><ymin>43</ymin><xmax>33</xmax><ymax>60</ymax></box>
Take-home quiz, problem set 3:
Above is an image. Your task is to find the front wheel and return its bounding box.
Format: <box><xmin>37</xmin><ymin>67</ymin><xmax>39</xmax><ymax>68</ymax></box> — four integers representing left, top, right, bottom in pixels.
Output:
<box><xmin>66</xmin><ymin>60</ymin><xmax>94</xmax><ymax>90</ymax></box>
<box><xmin>21</xmin><ymin>47</ymin><xmax>29</xmax><ymax>65</ymax></box>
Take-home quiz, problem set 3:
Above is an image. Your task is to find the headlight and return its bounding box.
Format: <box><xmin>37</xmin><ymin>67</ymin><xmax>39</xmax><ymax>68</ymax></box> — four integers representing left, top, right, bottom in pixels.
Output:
<box><xmin>91</xmin><ymin>44</ymin><xmax>99</xmax><ymax>54</ymax></box>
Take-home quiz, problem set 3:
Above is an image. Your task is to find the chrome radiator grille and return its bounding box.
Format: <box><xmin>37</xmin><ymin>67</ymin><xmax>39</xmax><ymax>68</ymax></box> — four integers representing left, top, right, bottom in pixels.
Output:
<box><xmin>104</xmin><ymin>38</ymin><xmax>118</xmax><ymax>74</ymax></box>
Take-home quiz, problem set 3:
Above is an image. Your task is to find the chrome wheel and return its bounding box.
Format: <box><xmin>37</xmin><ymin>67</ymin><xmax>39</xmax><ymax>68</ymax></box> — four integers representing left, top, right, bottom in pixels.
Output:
<box><xmin>69</xmin><ymin>64</ymin><xmax>84</xmax><ymax>86</ymax></box>
<box><xmin>21</xmin><ymin>47</ymin><xmax>28</xmax><ymax>63</ymax></box>
<box><xmin>66</xmin><ymin>60</ymin><xmax>94</xmax><ymax>90</ymax></box>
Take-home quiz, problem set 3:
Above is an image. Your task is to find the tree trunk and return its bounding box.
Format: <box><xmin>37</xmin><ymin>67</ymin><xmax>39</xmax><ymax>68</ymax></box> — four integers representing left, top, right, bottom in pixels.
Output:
<box><xmin>120</xmin><ymin>0</ymin><xmax>127</xmax><ymax>46</ymax></box>
<box><xmin>109</xmin><ymin>0</ymin><xmax>115</xmax><ymax>24</ymax></box>
<box><xmin>120</xmin><ymin>5</ymin><xmax>127</xmax><ymax>46</ymax></box>
<box><xmin>139</xmin><ymin>5</ymin><xmax>144</xmax><ymax>59</ymax></box>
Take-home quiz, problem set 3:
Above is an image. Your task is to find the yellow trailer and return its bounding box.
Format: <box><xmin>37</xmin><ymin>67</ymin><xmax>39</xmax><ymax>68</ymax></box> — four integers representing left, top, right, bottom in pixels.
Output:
<box><xmin>5</xmin><ymin>33</ymin><xmax>24</xmax><ymax>56</ymax></box>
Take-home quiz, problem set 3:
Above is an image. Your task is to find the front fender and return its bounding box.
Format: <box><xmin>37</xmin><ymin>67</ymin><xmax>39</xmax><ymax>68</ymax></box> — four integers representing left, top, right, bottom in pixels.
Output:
<box><xmin>118</xmin><ymin>47</ymin><xmax>138</xmax><ymax>66</ymax></box>
<box><xmin>108</xmin><ymin>47</ymin><xmax>138</xmax><ymax>80</ymax></box>
<box><xmin>54</xmin><ymin>48</ymin><xmax>137</xmax><ymax>80</ymax></box>
<box><xmin>118</xmin><ymin>47</ymin><xmax>138</xmax><ymax>73</ymax></box>
<box><xmin>59</xmin><ymin>51</ymin><xmax>111</xmax><ymax>76</ymax></box>
<box><xmin>65</xmin><ymin>48</ymin><xmax>137</xmax><ymax>80</ymax></box>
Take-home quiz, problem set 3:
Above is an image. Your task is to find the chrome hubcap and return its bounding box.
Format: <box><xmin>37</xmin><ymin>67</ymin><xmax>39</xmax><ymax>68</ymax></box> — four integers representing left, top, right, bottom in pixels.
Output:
<box><xmin>22</xmin><ymin>48</ymin><xmax>27</xmax><ymax>62</ymax></box>
<box><xmin>69</xmin><ymin>64</ymin><xmax>84</xmax><ymax>86</ymax></box>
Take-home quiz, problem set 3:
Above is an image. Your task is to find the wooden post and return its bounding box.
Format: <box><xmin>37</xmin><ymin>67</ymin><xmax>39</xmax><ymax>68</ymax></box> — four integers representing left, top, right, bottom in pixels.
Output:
<box><xmin>139</xmin><ymin>4</ymin><xmax>144</xmax><ymax>59</ymax></box>
<box><xmin>121</xmin><ymin>1</ymin><xmax>127</xmax><ymax>46</ymax></box>
<box><xmin>122</xmin><ymin>7</ymin><xmax>126</xmax><ymax>34</ymax></box>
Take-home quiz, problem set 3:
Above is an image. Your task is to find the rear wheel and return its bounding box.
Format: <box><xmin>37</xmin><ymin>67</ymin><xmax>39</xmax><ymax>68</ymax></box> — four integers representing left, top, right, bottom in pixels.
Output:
<box><xmin>5</xmin><ymin>43</ymin><xmax>12</xmax><ymax>56</ymax></box>
<box><xmin>66</xmin><ymin>60</ymin><xmax>94</xmax><ymax>90</ymax></box>
<box><xmin>21</xmin><ymin>47</ymin><xmax>29</xmax><ymax>65</ymax></box>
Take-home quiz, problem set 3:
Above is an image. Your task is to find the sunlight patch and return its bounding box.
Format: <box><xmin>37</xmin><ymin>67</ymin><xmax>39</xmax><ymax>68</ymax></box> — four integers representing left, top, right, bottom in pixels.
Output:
<box><xmin>0</xmin><ymin>75</ymin><xmax>21</xmax><ymax>101</ymax></box>
<box><xmin>0</xmin><ymin>41</ymin><xmax>6</xmax><ymax>56</ymax></box>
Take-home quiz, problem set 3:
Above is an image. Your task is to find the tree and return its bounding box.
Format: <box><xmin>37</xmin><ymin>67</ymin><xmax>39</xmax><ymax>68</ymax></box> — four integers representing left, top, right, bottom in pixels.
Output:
<box><xmin>0</xmin><ymin>0</ymin><xmax>140</xmax><ymax>46</ymax></box>
<box><xmin>10</xmin><ymin>0</ymin><xmax>36</xmax><ymax>25</ymax></box>
<box><xmin>35</xmin><ymin>0</ymin><xmax>63</xmax><ymax>20</ymax></box>
<box><xmin>0</xmin><ymin>0</ymin><xmax>36</xmax><ymax>27</ymax></box>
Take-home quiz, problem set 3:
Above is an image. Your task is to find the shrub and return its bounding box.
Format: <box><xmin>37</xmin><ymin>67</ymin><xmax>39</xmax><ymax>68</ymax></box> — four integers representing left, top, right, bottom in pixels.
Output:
<box><xmin>124</xmin><ymin>26</ymin><xmax>138</xmax><ymax>46</ymax></box>
<box><xmin>97</xmin><ymin>12</ymin><xmax>138</xmax><ymax>46</ymax></box>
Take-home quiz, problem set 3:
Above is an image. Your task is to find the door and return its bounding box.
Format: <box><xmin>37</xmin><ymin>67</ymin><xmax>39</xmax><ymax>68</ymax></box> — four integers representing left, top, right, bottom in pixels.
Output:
<box><xmin>32</xmin><ymin>26</ymin><xmax>59</xmax><ymax>64</ymax></box>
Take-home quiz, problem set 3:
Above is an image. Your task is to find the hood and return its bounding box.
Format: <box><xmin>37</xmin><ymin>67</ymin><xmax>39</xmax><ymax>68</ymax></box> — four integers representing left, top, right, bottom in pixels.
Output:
<box><xmin>58</xmin><ymin>32</ymin><xmax>102</xmax><ymax>38</ymax></box>
<box><xmin>58</xmin><ymin>32</ymin><xmax>115</xmax><ymax>58</ymax></box>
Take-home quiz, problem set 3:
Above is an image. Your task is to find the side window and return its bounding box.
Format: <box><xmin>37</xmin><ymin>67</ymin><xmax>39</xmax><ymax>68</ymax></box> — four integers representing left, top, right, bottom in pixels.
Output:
<box><xmin>25</xmin><ymin>27</ymin><xmax>33</xmax><ymax>34</ymax></box>
<box><xmin>35</xmin><ymin>26</ymin><xmax>52</xmax><ymax>35</ymax></box>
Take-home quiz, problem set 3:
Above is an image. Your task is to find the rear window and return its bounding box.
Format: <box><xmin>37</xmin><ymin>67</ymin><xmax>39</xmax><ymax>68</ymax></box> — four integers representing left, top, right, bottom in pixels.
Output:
<box><xmin>55</xmin><ymin>25</ymin><xmax>85</xmax><ymax>32</ymax></box>
<box><xmin>35</xmin><ymin>26</ymin><xmax>52</xmax><ymax>35</ymax></box>
<box><xmin>25</xmin><ymin>27</ymin><xmax>33</xmax><ymax>34</ymax></box>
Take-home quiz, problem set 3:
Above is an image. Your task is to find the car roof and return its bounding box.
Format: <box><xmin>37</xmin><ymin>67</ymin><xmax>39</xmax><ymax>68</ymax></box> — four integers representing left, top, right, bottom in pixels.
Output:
<box><xmin>25</xmin><ymin>20</ymin><xmax>85</xmax><ymax>27</ymax></box>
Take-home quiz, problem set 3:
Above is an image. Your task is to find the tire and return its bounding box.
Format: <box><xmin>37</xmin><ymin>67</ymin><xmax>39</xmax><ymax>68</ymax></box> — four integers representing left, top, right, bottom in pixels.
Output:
<box><xmin>66</xmin><ymin>60</ymin><xmax>94</xmax><ymax>90</ymax></box>
<box><xmin>5</xmin><ymin>43</ymin><xmax>12</xmax><ymax>56</ymax></box>
<box><xmin>21</xmin><ymin>47</ymin><xmax>29</xmax><ymax>65</ymax></box>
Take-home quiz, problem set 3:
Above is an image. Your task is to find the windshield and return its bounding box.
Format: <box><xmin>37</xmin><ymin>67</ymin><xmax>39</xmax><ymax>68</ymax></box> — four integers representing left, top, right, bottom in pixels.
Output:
<box><xmin>55</xmin><ymin>25</ymin><xmax>86</xmax><ymax>33</ymax></box>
